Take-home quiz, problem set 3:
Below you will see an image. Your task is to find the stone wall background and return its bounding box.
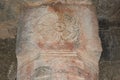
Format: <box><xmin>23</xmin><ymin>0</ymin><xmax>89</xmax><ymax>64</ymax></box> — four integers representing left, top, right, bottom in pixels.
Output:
<box><xmin>0</xmin><ymin>0</ymin><xmax>120</xmax><ymax>80</ymax></box>
<box><xmin>96</xmin><ymin>0</ymin><xmax>120</xmax><ymax>80</ymax></box>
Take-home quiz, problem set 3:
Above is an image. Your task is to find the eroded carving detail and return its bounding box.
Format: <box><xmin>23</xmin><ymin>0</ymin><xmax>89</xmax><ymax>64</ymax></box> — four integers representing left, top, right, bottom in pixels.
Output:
<box><xmin>16</xmin><ymin>0</ymin><xmax>102</xmax><ymax>80</ymax></box>
<box><xmin>34</xmin><ymin>9</ymin><xmax>80</xmax><ymax>52</ymax></box>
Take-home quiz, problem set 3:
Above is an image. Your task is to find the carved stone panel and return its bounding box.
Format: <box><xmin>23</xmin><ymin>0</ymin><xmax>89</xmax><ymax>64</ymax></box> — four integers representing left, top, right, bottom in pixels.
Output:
<box><xmin>16</xmin><ymin>0</ymin><xmax>102</xmax><ymax>80</ymax></box>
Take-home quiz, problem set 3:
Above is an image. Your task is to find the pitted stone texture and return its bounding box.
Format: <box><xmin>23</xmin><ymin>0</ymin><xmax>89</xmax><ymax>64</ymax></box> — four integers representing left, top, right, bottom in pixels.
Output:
<box><xmin>99</xmin><ymin>20</ymin><xmax>120</xmax><ymax>80</ymax></box>
<box><xmin>0</xmin><ymin>39</ymin><xmax>17</xmax><ymax>80</ymax></box>
<box><xmin>0</xmin><ymin>0</ymin><xmax>20</xmax><ymax>39</ymax></box>
<box><xmin>96</xmin><ymin>0</ymin><xmax>120</xmax><ymax>22</ymax></box>
<box><xmin>16</xmin><ymin>1</ymin><xmax>102</xmax><ymax>80</ymax></box>
<box><xmin>99</xmin><ymin>61</ymin><xmax>120</xmax><ymax>80</ymax></box>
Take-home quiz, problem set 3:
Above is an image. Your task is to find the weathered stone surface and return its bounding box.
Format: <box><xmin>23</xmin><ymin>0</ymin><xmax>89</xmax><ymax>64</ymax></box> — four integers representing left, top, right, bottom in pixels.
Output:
<box><xmin>0</xmin><ymin>39</ymin><xmax>17</xmax><ymax>80</ymax></box>
<box><xmin>110</xmin><ymin>28</ymin><xmax>120</xmax><ymax>61</ymax></box>
<box><xmin>16</xmin><ymin>0</ymin><xmax>102</xmax><ymax>80</ymax></box>
<box><xmin>96</xmin><ymin>0</ymin><xmax>120</xmax><ymax>22</ymax></box>
<box><xmin>99</xmin><ymin>61</ymin><xmax>120</xmax><ymax>80</ymax></box>
<box><xmin>0</xmin><ymin>0</ymin><xmax>120</xmax><ymax>80</ymax></box>
<box><xmin>99</xmin><ymin>61</ymin><xmax>112</xmax><ymax>80</ymax></box>
<box><xmin>99</xmin><ymin>30</ymin><xmax>112</xmax><ymax>61</ymax></box>
<box><xmin>19</xmin><ymin>0</ymin><xmax>93</xmax><ymax>7</ymax></box>
<box><xmin>0</xmin><ymin>0</ymin><xmax>20</xmax><ymax>39</ymax></box>
<box><xmin>99</xmin><ymin>21</ymin><xmax>120</xmax><ymax>80</ymax></box>
<box><xmin>0</xmin><ymin>21</ymin><xmax>17</xmax><ymax>39</ymax></box>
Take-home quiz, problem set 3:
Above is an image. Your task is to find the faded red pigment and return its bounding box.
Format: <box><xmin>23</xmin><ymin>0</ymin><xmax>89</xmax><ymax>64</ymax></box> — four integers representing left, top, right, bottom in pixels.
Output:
<box><xmin>16</xmin><ymin>0</ymin><xmax>102</xmax><ymax>80</ymax></box>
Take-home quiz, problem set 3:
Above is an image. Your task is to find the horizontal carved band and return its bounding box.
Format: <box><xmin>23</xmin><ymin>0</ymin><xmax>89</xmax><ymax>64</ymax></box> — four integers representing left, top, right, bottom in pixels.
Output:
<box><xmin>39</xmin><ymin>53</ymin><xmax>77</xmax><ymax>57</ymax></box>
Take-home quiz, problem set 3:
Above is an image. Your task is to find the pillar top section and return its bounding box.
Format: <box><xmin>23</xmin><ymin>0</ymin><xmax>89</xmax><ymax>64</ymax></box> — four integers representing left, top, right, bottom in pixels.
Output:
<box><xmin>21</xmin><ymin>0</ymin><xmax>93</xmax><ymax>7</ymax></box>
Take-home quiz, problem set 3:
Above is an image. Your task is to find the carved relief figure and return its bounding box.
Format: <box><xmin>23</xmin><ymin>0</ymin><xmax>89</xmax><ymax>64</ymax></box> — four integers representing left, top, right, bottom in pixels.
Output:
<box><xmin>16</xmin><ymin>0</ymin><xmax>102</xmax><ymax>80</ymax></box>
<box><xmin>29</xmin><ymin>3</ymin><xmax>81</xmax><ymax>53</ymax></box>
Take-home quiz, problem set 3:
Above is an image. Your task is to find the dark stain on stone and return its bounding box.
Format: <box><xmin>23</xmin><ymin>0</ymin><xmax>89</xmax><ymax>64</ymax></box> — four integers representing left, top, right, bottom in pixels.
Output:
<box><xmin>33</xmin><ymin>66</ymin><xmax>52</xmax><ymax>77</ymax></box>
<box><xmin>0</xmin><ymin>38</ymin><xmax>17</xmax><ymax>80</ymax></box>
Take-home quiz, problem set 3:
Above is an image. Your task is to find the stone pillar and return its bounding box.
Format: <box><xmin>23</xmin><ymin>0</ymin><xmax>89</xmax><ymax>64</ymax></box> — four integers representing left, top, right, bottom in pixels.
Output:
<box><xmin>16</xmin><ymin>0</ymin><xmax>102</xmax><ymax>80</ymax></box>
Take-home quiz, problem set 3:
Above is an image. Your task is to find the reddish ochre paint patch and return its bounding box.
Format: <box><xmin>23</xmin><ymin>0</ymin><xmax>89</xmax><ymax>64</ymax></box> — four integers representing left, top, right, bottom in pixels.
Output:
<box><xmin>38</xmin><ymin>41</ymin><xmax>74</xmax><ymax>51</ymax></box>
<box><xmin>37</xmin><ymin>42</ymin><xmax>44</xmax><ymax>49</ymax></box>
<box><xmin>48</xmin><ymin>3</ymin><xmax>73</xmax><ymax>13</ymax></box>
<box><xmin>26</xmin><ymin>65</ymin><xmax>31</xmax><ymax>75</ymax></box>
<box><xmin>64</xmin><ymin>42</ymin><xmax>74</xmax><ymax>50</ymax></box>
<box><xmin>26</xmin><ymin>62</ymin><xmax>34</xmax><ymax>79</ymax></box>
